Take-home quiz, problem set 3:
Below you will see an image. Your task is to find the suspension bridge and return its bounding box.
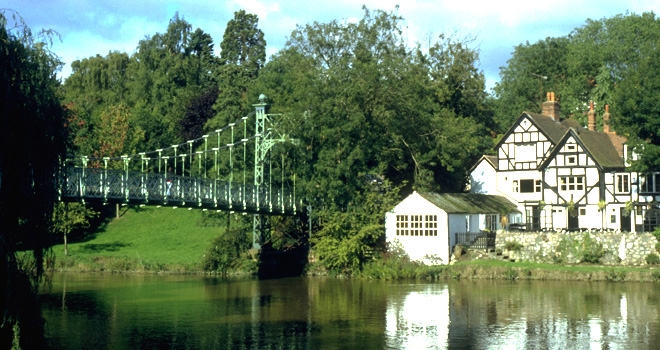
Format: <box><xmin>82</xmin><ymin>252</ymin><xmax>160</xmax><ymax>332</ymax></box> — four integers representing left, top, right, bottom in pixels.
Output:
<box><xmin>59</xmin><ymin>95</ymin><xmax>308</xmax><ymax>248</ymax></box>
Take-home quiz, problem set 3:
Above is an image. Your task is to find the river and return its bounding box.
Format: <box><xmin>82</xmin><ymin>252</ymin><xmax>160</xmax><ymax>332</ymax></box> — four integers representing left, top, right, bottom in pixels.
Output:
<box><xmin>40</xmin><ymin>273</ymin><xmax>660</xmax><ymax>349</ymax></box>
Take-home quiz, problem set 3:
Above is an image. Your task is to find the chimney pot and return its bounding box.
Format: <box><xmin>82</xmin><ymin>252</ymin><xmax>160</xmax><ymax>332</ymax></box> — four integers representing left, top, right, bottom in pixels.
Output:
<box><xmin>588</xmin><ymin>101</ymin><xmax>596</xmax><ymax>131</ymax></box>
<box><xmin>603</xmin><ymin>104</ymin><xmax>612</xmax><ymax>134</ymax></box>
<box><xmin>542</xmin><ymin>92</ymin><xmax>561</xmax><ymax>121</ymax></box>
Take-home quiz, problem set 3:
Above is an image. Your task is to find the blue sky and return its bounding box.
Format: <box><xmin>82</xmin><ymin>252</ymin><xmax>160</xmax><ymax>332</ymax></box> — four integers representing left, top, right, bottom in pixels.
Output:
<box><xmin>6</xmin><ymin>0</ymin><xmax>660</xmax><ymax>91</ymax></box>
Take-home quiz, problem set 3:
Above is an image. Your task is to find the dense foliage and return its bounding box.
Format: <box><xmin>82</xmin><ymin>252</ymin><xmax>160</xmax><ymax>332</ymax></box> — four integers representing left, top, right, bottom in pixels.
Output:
<box><xmin>494</xmin><ymin>12</ymin><xmax>660</xmax><ymax>171</ymax></box>
<box><xmin>0</xmin><ymin>11</ymin><xmax>66</xmax><ymax>348</ymax></box>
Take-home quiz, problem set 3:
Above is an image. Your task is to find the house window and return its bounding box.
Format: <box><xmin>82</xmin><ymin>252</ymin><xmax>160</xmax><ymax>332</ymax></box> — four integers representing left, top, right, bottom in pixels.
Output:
<box><xmin>559</xmin><ymin>176</ymin><xmax>584</xmax><ymax>191</ymax></box>
<box><xmin>641</xmin><ymin>174</ymin><xmax>652</xmax><ymax>193</ymax></box>
<box><xmin>410</xmin><ymin>215</ymin><xmax>422</xmax><ymax>236</ymax></box>
<box><xmin>396</xmin><ymin>215</ymin><xmax>408</xmax><ymax>236</ymax></box>
<box><xmin>513</xmin><ymin>180</ymin><xmax>519</xmax><ymax>193</ymax></box>
<box><xmin>567</xmin><ymin>156</ymin><xmax>576</xmax><ymax>165</ymax></box>
<box><xmin>424</xmin><ymin>215</ymin><xmax>437</xmax><ymax>236</ymax></box>
<box><xmin>579</xmin><ymin>208</ymin><xmax>586</xmax><ymax>215</ymax></box>
<box><xmin>520</xmin><ymin>179</ymin><xmax>534</xmax><ymax>193</ymax></box>
<box><xmin>616</xmin><ymin>174</ymin><xmax>630</xmax><ymax>193</ymax></box>
<box><xmin>567</xmin><ymin>145</ymin><xmax>576</xmax><ymax>151</ymax></box>
<box><xmin>519</xmin><ymin>179</ymin><xmax>541</xmax><ymax>193</ymax></box>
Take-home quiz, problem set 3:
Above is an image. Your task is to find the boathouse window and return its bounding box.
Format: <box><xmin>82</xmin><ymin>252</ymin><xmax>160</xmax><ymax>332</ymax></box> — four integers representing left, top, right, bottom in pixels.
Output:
<box><xmin>410</xmin><ymin>215</ymin><xmax>422</xmax><ymax>236</ymax></box>
<box><xmin>396</xmin><ymin>215</ymin><xmax>408</xmax><ymax>235</ymax></box>
<box><xmin>424</xmin><ymin>215</ymin><xmax>437</xmax><ymax>236</ymax></box>
<box><xmin>559</xmin><ymin>176</ymin><xmax>584</xmax><ymax>191</ymax></box>
<box><xmin>616</xmin><ymin>174</ymin><xmax>630</xmax><ymax>193</ymax></box>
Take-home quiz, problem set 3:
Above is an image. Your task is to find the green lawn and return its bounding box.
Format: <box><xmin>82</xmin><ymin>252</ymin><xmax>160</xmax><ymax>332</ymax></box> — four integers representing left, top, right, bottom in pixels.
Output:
<box><xmin>50</xmin><ymin>205</ymin><xmax>231</xmax><ymax>271</ymax></box>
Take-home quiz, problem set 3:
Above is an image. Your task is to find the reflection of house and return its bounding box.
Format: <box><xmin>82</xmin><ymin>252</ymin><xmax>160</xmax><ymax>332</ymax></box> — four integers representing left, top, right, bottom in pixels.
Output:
<box><xmin>386</xmin><ymin>284</ymin><xmax>450</xmax><ymax>349</ymax></box>
<box><xmin>470</xmin><ymin>92</ymin><xmax>660</xmax><ymax>232</ymax></box>
<box><xmin>385</xmin><ymin>191</ymin><xmax>518</xmax><ymax>264</ymax></box>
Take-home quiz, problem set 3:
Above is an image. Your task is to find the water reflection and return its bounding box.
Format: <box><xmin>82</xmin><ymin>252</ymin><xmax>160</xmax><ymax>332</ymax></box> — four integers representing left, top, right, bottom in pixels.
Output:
<box><xmin>41</xmin><ymin>274</ymin><xmax>660</xmax><ymax>349</ymax></box>
<box><xmin>383</xmin><ymin>280</ymin><xmax>660</xmax><ymax>349</ymax></box>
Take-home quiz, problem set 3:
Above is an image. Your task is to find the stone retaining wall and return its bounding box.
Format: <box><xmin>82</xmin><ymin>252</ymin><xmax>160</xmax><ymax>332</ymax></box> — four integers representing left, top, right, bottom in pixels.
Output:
<box><xmin>495</xmin><ymin>231</ymin><xmax>659</xmax><ymax>265</ymax></box>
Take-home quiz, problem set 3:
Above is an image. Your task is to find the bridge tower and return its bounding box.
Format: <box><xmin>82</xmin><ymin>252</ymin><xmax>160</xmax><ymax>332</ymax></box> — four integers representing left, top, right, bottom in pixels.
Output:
<box><xmin>252</xmin><ymin>94</ymin><xmax>288</xmax><ymax>249</ymax></box>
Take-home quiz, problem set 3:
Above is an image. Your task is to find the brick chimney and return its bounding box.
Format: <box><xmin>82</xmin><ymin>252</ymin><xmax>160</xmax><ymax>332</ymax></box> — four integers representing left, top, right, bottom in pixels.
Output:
<box><xmin>603</xmin><ymin>104</ymin><xmax>611</xmax><ymax>134</ymax></box>
<box><xmin>542</xmin><ymin>92</ymin><xmax>560</xmax><ymax>122</ymax></box>
<box><xmin>587</xmin><ymin>101</ymin><xmax>596</xmax><ymax>131</ymax></box>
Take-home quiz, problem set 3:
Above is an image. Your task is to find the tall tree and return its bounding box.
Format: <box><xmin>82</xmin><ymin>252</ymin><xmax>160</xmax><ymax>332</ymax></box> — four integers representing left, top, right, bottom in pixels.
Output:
<box><xmin>494</xmin><ymin>12</ymin><xmax>660</xmax><ymax>132</ymax></box>
<box><xmin>255</xmin><ymin>7</ymin><xmax>493</xmax><ymax>273</ymax></box>
<box><xmin>0</xmin><ymin>11</ymin><xmax>66</xmax><ymax>348</ymax></box>
<box><xmin>208</xmin><ymin>10</ymin><xmax>266</xmax><ymax>130</ymax></box>
<box><xmin>613</xmin><ymin>48</ymin><xmax>660</xmax><ymax>172</ymax></box>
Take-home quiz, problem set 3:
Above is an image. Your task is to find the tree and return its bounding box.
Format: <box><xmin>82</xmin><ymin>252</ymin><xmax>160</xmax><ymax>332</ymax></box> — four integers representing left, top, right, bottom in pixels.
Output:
<box><xmin>255</xmin><ymin>7</ymin><xmax>493</xmax><ymax>272</ymax></box>
<box><xmin>95</xmin><ymin>103</ymin><xmax>145</xmax><ymax>163</ymax></box>
<box><xmin>0</xmin><ymin>11</ymin><xmax>66</xmax><ymax>348</ymax></box>
<box><xmin>494</xmin><ymin>12</ymin><xmax>660</xmax><ymax>132</ymax></box>
<box><xmin>613</xmin><ymin>48</ymin><xmax>660</xmax><ymax>172</ymax></box>
<box><xmin>208</xmin><ymin>10</ymin><xmax>266</xmax><ymax>130</ymax></box>
<box><xmin>52</xmin><ymin>202</ymin><xmax>98</xmax><ymax>256</ymax></box>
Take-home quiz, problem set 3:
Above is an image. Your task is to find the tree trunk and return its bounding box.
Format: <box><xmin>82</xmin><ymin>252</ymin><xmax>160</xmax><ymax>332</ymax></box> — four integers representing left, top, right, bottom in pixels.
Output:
<box><xmin>64</xmin><ymin>232</ymin><xmax>68</xmax><ymax>256</ymax></box>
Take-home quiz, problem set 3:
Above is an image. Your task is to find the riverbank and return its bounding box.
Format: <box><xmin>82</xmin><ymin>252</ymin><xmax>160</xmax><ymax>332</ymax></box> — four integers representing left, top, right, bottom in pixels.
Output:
<box><xmin>50</xmin><ymin>253</ymin><xmax>660</xmax><ymax>283</ymax></box>
<box><xmin>48</xmin><ymin>205</ymin><xmax>660</xmax><ymax>282</ymax></box>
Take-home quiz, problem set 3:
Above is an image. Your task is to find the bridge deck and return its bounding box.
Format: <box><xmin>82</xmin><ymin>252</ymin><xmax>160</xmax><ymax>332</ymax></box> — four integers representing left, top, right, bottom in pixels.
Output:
<box><xmin>61</xmin><ymin>167</ymin><xmax>301</xmax><ymax>215</ymax></box>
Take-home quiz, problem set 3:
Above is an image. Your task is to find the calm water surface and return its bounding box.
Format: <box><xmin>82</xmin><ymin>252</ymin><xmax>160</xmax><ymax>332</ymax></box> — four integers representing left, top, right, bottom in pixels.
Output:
<box><xmin>40</xmin><ymin>273</ymin><xmax>660</xmax><ymax>349</ymax></box>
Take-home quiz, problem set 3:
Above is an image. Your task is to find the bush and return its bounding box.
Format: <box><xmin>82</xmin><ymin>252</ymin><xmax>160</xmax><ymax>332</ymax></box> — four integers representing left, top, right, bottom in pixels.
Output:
<box><xmin>581</xmin><ymin>233</ymin><xmax>605</xmax><ymax>263</ymax></box>
<box><xmin>504</xmin><ymin>241</ymin><xmax>524</xmax><ymax>252</ymax></box>
<box><xmin>655</xmin><ymin>242</ymin><xmax>660</xmax><ymax>254</ymax></box>
<box><xmin>202</xmin><ymin>228</ymin><xmax>250</xmax><ymax>274</ymax></box>
<box><xmin>646</xmin><ymin>253</ymin><xmax>660</xmax><ymax>265</ymax></box>
<box><xmin>653</xmin><ymin>227</ymin><xmax>660</xmax><ymax>242</ymax></box>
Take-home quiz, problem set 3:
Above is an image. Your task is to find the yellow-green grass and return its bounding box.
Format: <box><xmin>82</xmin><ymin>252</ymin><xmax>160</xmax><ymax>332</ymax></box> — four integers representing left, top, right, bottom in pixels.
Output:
<box><xmin>50</xmin><ymin>205</ymin><xmax>226</xmax><ymax>272</ymax></box>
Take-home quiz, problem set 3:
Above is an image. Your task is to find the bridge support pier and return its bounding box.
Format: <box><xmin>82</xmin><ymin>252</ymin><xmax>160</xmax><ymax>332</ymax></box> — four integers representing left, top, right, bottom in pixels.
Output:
<box><xmin>252</xmin><ymin>214</ymin><xmax>269</xmax><ymax>249</ymax></box>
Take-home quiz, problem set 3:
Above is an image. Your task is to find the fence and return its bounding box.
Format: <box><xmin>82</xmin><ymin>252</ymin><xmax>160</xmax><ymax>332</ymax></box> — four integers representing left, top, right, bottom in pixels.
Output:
<box><xmin>455</xmin><ymin>231</ymin><xmax>496</xmax><ymax>250</ymax></box>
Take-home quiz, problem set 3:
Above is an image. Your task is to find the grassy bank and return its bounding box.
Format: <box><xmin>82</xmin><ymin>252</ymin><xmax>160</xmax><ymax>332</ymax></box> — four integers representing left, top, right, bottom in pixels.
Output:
<box><xmin>50</xmin><ymin>205</ymin><xmax>229</xmax><ymax>272</ymax></box>
<box><xmin>49</xmin><ymin>205</ymin><xmax>660</xmax><ymax>282</ymax></box>
<box><xmin>358</xmin><ymin>255</ymin><xmax>660</xmax><ymax>282</ymax></box>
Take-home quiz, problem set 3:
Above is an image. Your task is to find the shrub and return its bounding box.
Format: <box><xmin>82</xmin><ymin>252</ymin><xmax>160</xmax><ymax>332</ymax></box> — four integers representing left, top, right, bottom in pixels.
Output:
<box><xmin>503</xmin><ymin>268</ymin><xmax>519</xmax><ymax>281</ymax></box>
<box><xmin>504</xmin><ymin>241</ymin><xmax>524</xmax><ymax>252</ymax></box>
<box><xmin>646</xmin><ymin>253</ymin><xmax>660</xmax><ymax>265</ymax></box>
<box><xmin>653</xmin><ymin>227</ymin><xmax>660</xmax><ymax>242</ymax></box>
<box><xmin>580</xmin><ymin>233</ymin><xmax>605</xmax><ymax>263</ymax></box>
<box><xmin>606</xmin><ymin>268</ymin><xmax>626</xmax><ymax>282</ymax></box>
<box><xmin>656</xmin><ymin>242</ymin><xmax>660</xmax><ymax>254</ymax></box>
<box><xmin>202</xmin><ymin>228</ymin><xmax>250</xmax><ymax>275</ymax></box>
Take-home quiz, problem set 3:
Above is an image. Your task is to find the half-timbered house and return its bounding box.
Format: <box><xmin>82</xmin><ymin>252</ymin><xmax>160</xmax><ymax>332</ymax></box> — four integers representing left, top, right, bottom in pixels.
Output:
<box><xmin>468</xmin><ymin>92</ymin><xmax>657</xmax><ymax>232</ymax></box>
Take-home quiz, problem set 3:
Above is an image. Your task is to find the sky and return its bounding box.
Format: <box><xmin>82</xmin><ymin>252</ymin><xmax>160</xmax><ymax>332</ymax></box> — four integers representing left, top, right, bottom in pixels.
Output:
<box><xmin>6</xmin><ymin>0</ymin><xmax>660</xmax><ymax>91</ymax></box>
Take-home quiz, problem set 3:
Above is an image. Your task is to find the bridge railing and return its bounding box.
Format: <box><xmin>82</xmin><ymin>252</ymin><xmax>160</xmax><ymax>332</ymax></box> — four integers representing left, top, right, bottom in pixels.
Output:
<box><xmin>61</xmin><ymin>167</ymin><xmax>301</xmax><ymax>215</ymax></box>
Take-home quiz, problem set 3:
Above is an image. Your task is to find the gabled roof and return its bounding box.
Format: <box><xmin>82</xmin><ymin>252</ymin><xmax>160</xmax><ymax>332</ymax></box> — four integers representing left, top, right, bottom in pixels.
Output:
<box><xmin>417</xmin><ymin>192</ymin><xmax>520</xmax><ymax>214</ymax></box>
<box><xmin>535</xmin><ymin>122</ymin><xmax>625</xmax><ymax>171</ymax></box>
<box><xmin>494</xmin><ymin>111</ymin><xmax>580</xmax><ymax>151</ymax></box>
<box><xmin>574</xmin><ymin>128</ymin><xmax>626</xmax><ymax>170</ymax></box>
<box><xmin>496</xmin><ymin>111</ymin><xmax>626</xmax><ymax>170</ymax></box>
<box><xmin>524</xmin><ymin>112</ymin><xmax>569</xmax><ymax>143</ymax></box>
<box><xmin>469</xmin><ymin>154</ymin><xmax>498</xmax><ymax>173</ymax></box>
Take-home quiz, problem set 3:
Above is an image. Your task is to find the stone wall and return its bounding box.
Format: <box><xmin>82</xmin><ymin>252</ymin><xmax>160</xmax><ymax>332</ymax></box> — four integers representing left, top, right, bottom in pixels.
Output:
<box><xmin>495</xmin><ymin>231</ymin><xmax>659</xmax><ymax>265</ymax></box>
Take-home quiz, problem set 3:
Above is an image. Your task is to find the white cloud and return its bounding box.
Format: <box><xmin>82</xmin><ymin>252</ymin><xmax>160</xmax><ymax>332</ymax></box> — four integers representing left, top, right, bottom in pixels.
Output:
<box><xmin>230</xmin><ymin>0</ymin><xmax>281</xmax><ymax>20</ymax></box>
